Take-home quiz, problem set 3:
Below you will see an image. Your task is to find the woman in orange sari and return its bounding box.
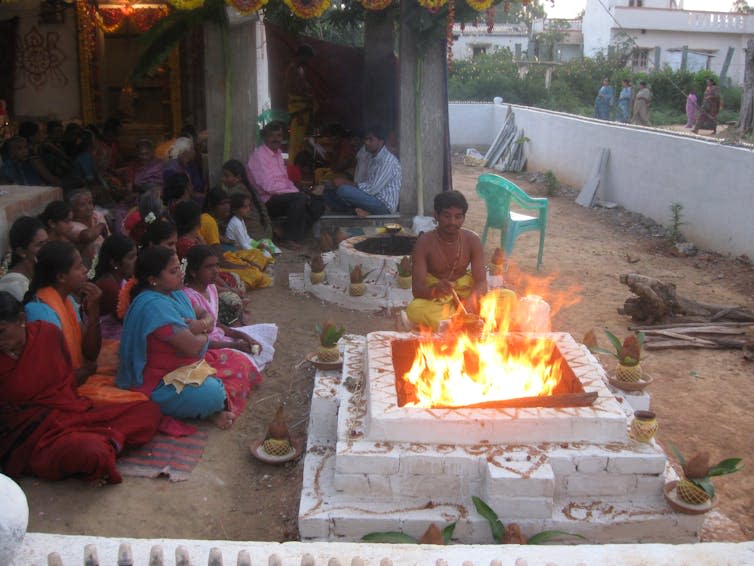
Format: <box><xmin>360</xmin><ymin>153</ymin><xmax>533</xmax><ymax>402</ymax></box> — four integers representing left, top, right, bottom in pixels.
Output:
<box><xmin>23</xmin><ymin>240</ymin><xmax>102</xmax><ymax>383</ymax></box>
<box><xmin>0</xmin><ymin>291</ymin><xmax>160</xmax><ymax>483</ymax></box>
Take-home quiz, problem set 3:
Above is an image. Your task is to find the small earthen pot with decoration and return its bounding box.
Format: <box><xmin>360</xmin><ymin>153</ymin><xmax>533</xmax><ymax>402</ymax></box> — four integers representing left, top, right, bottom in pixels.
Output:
<box><xmin>630</xmin><ymin>410</ymin><xmax>658</xmax><ymax>443</ymax></box>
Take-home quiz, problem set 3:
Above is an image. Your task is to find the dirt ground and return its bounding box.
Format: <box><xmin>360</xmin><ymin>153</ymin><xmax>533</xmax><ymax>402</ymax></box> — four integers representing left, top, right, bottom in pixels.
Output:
<box><xmin>19</xmin><ymin>160</ymin><xmax>753</xmax><ymax>544</ymax></box>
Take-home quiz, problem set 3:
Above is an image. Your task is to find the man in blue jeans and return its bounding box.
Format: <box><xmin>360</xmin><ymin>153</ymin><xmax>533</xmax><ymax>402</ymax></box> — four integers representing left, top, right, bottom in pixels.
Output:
<box><xmin>323</xmin><ymin>125</ymin><xmax>401</xmax><ymax>217</ymax></box>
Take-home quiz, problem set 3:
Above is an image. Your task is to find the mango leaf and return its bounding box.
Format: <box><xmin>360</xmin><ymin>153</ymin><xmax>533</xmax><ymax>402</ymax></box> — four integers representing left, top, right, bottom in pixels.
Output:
<box><xmin>442</xmin><ymin>523</ymin><xmax>456</xmax><ymax>545</ymax></box>
<box><xmin>472</xmin><ymin>496</ymin><xmax>504</xmax><ymax>544</ymax></box>
<box><xmin>668</xmin><ymin>442</ymin><xmax>687</xmax><ymax>468</ymax></box>
<box><xmin>589</xmin><ymin>346</ymin><xmax>618</xmax><ymax>358</ymax></box>
<box><xmin>603</xmin><ymin>329</ymin><xmax>622</xmax><ymax>354</ymax></box>
<box><xmin>527</xmin><ymin>530</ymin><xmax>587</xmax><ymax>545</ymax></box>
<box><xmin>708</xmin><ymin>458</ymin><xmax>743</xmax><ymax>477</ymax></box>
<box><xmin>637</xmin><ymin>331</ymin><xmax>646</xmax><ymax>347</ymax></box>
<box><xmin>361</xmin><ymin>532</ymin><xmax>418</xmax><ymax>544</ymax></box>
<box><xmin>692</xmin><ymin>477</ymin><xmax>715</xmax><ymax>499</ymax></box>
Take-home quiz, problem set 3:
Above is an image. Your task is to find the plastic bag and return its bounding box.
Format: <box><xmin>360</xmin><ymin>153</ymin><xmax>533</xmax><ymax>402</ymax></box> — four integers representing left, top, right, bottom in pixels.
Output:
<box><xmin>412</xmin><ymin>216</ymin><xmax>437</xmax><ymax>235</ymax></box>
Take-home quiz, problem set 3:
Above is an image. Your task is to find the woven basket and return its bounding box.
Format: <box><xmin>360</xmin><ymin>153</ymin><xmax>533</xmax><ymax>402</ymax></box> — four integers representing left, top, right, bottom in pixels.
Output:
<box><xmin>349</xmin><ymin>282</ymin><xmax>366</xmax><ymax>296</ymax></box>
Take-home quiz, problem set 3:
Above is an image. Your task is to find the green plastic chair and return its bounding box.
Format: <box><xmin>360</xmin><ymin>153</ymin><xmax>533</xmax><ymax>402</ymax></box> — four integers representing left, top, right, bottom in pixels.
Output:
<box><xmin>475</xmin><ymin>173</ymin><xmax>548</xmax><ymax>270</ymax></box>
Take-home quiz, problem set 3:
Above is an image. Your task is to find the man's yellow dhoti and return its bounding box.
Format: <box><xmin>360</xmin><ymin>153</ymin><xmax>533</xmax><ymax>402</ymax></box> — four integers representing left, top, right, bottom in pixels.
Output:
<box><xmin>405</xmin><ymin>273</ymin><xmax>474</xmax><ymax>331</ymax></box>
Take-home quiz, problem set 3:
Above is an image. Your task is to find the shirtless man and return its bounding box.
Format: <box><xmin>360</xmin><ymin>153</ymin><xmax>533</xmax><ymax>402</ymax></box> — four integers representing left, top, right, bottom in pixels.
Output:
<box><xmin>405</xmin><ymin>191</ymin><xmax>487</xmax><ymax>330</ymax></box>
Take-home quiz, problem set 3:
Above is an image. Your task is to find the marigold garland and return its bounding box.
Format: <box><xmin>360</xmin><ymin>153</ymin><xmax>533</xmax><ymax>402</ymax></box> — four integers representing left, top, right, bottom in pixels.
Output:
<box><xmin>465</xmin><ymin>0</ymin><xmax>493</xmax><ymax>11</ymax></box>
<box><xmin>225</xmin><ymin>0</ymin><xmax>268</xmax><ymax>15</ymax></box>
<box><xmin>283</xmin><ymin>0</ymin><xmax>330</xmax><ymax>19</ymax></box>
<box><xmin>167</xmin><ymin>0</ymin><xmax>205</xmax><ymax>10</ymax></box>
<box><xmin>417</xmin><ymin>0</ymin><xmax>448</xmax><ymax>12</ymax></box>
<box><xmin>361</xmin><ymin>0</ymin><xmax>392</xmax><ymax>10</ymax></box>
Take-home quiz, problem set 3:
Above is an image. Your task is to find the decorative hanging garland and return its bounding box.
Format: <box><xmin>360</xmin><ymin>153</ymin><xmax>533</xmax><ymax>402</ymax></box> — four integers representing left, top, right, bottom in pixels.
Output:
<box><xmin>94</xmin><ymin>5</ymin><xmax>169</xmax><ymax>33</ymax></box>
<box><xmin>446</xmin><ymin>0</ymin><xmax>454</xmax><ymax>69</ymax></box>
<box><xmin>283</xmin><ymin>0</ymin><xmax>330</xmax><ymax>19</ymax></box>
<box><xmin>132</xmin><ymin>6</ymin><xmax>169</xmax><ymax>32</ymax></box>
<box><xmin>361</xmin><ymin>0</ymin><xmax>392</xmax><ymax>11</ymax></box>
<box><xmin>167</xmin><ymin>0</ymin><xmax>205</xmax><ymax>10</ymax></box>
<box><xmin>417</xmin><ymin>0</ymin><xmax>448</xmax><ymax>13</ymax></box>
<box><xmin>225</xmin><ymin>0</ymin><xmax>269</xmax><ymax>15</ymax></box>
<box><xmin>96</xmin><ymin>7</ymin><xmax>126</xmax><ymax>33</ymax></box>
<box><xmin>465</xmin><ymin>0</ymin><xmax>493</xmax><ymax>11</ymax></box>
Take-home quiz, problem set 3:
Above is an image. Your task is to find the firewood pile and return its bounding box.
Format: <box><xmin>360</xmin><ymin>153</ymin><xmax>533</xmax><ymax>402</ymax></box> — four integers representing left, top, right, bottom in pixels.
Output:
<box><xmin>618</xmin><ymin>273</ymin><xmax>754</xmax><ymax>354</ymax></box>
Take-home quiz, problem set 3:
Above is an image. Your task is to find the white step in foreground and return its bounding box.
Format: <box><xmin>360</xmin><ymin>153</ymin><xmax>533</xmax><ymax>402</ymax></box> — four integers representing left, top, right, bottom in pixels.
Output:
<box><xmin>299</xmin><ymin>333</ymin><xmax>706</xmax><ymax>544</ymax></box>
<box><xmin>14</xmin><ymin>532</ymin><xmax>754</xmax><ymax>565</ymax></box>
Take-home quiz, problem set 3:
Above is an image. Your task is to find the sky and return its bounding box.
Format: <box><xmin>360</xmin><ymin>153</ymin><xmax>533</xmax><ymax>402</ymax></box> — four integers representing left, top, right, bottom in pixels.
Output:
<box><xmin>544</xmin><ymin>1</ymin><xmax>738</xmax><ymax>19</ymax></box>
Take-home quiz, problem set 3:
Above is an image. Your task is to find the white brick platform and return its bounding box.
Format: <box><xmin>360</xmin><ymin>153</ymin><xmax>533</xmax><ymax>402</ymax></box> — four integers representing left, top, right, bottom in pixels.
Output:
<box><xmin>14</xmin><ymin>533</ymin><xmax>754</xmax><ymax>565</ymax></box>
<box><xmin>299</xmin><ymin>332</ymin><xmax>705</xmax><ymax>543</ymax></box>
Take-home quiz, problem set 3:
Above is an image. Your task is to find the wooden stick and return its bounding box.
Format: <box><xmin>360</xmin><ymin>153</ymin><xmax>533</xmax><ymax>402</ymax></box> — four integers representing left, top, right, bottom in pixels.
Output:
<box><xmin>629</xmin><ymin>321</ymin><xmax>754</xmax><ymax>330</ymax></box>
<box><xmin>640</xmin><ymin>326</ymin><xmax>747</xmax><ymax>336</ymax></box>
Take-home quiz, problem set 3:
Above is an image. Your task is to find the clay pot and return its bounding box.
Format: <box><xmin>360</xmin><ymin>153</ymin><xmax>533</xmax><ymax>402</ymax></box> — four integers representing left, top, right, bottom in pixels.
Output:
<box><xmin>310</xmin><ymin>270</ymin><xmax>326</xmax><ymax>285</ymax></box>
<box><xmin>349</xmin><ymin>282</ymin><xmax>366</xmax><ymax>296</ymax></box>
<box><xmin>396</xmin><ymin>274</ymin><xmax>412</xmax><ymax>289</ymax></box>
<box><xmin>630</xmin><ymin>410</ymin><xmax>658</xmax><ymax>443</ymax></box>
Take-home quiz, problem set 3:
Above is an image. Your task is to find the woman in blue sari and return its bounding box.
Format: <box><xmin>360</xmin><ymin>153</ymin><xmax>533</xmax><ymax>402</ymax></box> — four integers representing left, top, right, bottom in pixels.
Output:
<box><xmin>617</xmin><ymin>79</ymin><xmax>632</xmax><ymax>123</ymax></box>
<box><xmin>594</xmin><ymin>78</ymin><xmax>614</xmax><ymax>121</ymax></box>
<box><xmin>117</xmin><ymin>246</ymin><xmax>235</xmax><ymax>428</ymax></box>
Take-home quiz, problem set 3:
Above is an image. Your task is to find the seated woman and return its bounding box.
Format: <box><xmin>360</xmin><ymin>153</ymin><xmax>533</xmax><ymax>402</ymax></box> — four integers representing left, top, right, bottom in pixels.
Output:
<box><xmin>24</xmin><ymin>240</ymin><xmax>103</xmax><ymax>383</ymax></box>
<box><xmin>39</xmin><ymin>200</ymin><xmax>75</xmax><ymax>244</ymax></box>
<box><xmin>199</xmin><ymin>188</ymin><xmax>272</xmax><ymax>290</ymax></box>
<box><xmin>131</xmin><ymin>139</ymin><xmax>164</xmax><ymax>192</ymax></box>
<box><xmin>0</xmin><ymin>216</ymin><xmax>48</xmax><ymax>302</ymax></box>
<box><xmin>163</xmin><ymin>137</ymin><xmax>204</xmax><ymax>201</ymax></box>
<box><xmin>0</xmin><ymin>291</ymin><xmax>160</xmax><ymax>484</ymax></box>
<box><xmin>68</xmin><ymin>188</ymin><xmax>109</xmax><ymax>268</ymax></box>
<box><xmin>141</xmin><ymin>218</ymin><xmax>178</xmax><ymax>253</ymax></box>
<box><xmin>117</xmin><ymin>247</ymin><xmax>260</xmax><ymax>427</ymax></box>
<box><xmin>123</xmin><ymin>191</ymin><xmax>163</xmax><ymax>244</ymax></box>
<box><xmin>183</xmin><ymin>245</ymin><xmax>277</xmax><ymax>370</ymax></box>
<box><xmin>221</xmin><ymin>159</ymin><xmax>278</xmax><ymax>250</ymax></box>
<box><xmin>162</xmin><ymin>172</ymin><xmax>192</xmax><ymax>221</ymax></box>
<box><xmin>93</xmin><ymin>234</ymin><xmax>137</xmax><ymax>340</ymax></box>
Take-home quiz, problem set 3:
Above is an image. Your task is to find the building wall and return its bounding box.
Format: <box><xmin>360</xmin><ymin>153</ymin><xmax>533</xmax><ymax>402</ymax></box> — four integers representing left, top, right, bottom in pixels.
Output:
<box><xmin>1</xmin><ymin>0</ymin><xmax>81</xmax><ymax>120</ymax></box>
<box><xmin>451</xmin><ymin>34</ymin><xmax>527</xmax><ymax>61</ymax></box>
<box><xmin>449</xmin><ymin>102</ymin><xmax>754</xmax><ymax>258</ymax></box>
<box><xmin>583</xmin><ymin>0</ymin><xmax>618</xmax><ymax>57</ymax></box>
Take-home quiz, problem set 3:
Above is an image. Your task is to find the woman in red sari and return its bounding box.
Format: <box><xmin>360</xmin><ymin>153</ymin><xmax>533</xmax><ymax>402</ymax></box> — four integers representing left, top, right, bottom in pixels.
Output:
<box><xmin>0</xmin><ymin>291</ymin><xmax>160</xmax><ymax>483</ymax></box>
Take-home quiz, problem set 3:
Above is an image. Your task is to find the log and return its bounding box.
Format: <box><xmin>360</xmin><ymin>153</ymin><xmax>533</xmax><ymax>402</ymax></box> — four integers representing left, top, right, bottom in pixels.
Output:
<box><xmin>630</xmin><ymin>321</ymin><xmax>754</xmax><ymax>330</ymax></box>
<box><xmin>619</xmin><ymin>273</ymin><xmax>754</xmax><ymax>323</ymax></box>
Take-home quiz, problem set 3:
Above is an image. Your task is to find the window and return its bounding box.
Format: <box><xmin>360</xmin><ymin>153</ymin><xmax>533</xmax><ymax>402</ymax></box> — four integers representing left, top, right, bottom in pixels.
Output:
<box><xmin>628</xmin><ymin>0</ymin><xmax>644</xmax><ymax>6</ymax></box>
<box><xmin>472</xmin><ymin>46</ymin><xmax>487</xmax><ymax>58</ymax></box>
<box><xmin>632</xmin><ymin>48</ymin><xmax>650</xmax><ymax>70</ymax></box>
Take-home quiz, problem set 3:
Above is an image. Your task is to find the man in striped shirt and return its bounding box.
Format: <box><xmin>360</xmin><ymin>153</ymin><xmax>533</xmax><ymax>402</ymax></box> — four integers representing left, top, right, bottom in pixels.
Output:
<box><xmin>324</xmin><ymin>125</ymin><xmax>401</xmax><ymax>217</ymax></box>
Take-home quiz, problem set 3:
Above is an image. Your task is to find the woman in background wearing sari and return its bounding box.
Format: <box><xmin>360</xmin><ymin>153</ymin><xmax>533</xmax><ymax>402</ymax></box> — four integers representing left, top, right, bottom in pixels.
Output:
<box><xmin>0</xmin><ymin>292</ymin><xmax>160</xmax><ymax>484</ymax></box>
<box><xmin>117</xmin><ymin>247</ymin><xmax>259</xmax><ymax>427</ymax></box>
<box><xmin>616</xmin><ymin>79</ymin><xmax>632</xmax><ymax>123</ymax></box>
<box><xmin>594</xmin><ymin>78</ymin><xmax>614</xmax><ymax>121</ymax></box>
<box><xmin>693</xmin><ymin>79</ymin><xmax>721</xmax><ymax>134</ymax></box>
<box><xmin>24</xmin><ymin>241</ymin><xmax>102</xmax><ymax>383</ymax></box>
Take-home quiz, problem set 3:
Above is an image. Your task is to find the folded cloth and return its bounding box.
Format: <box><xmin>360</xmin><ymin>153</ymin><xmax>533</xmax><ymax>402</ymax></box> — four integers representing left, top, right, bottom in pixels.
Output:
<box><xmin>162</xmin><ymin>360</ymin><xmax>215</xmax><ymax>393</ymax></box>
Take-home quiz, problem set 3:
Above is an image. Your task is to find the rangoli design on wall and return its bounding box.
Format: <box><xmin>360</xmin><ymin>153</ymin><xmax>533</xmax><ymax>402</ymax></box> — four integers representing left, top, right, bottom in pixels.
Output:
<box><xmin>15</xmin><ymin>26</ymin><xmax>68</xmax><ymax>90</ymax></box>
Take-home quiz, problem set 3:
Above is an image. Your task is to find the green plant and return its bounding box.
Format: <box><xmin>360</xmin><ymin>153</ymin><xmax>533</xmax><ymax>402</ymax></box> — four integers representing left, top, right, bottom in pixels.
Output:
<box><xmin>472</xmin><ymin>496</ymin><xmax>584</xmax><ymax>544</ymax></box>
<box><xmin>316</xmin><ymin>321</ymin><xmax>345</xmax><ymax>348</ymax></box>
<box><xmin>669</xmin><ymin>444</ymin><xmax>743</xmax><ymax>504</ymax></box>
<box><xmin>544</xmin><ymin>170</ymin><xmax>560</xmax><ymax>196</ymax></box>
<box><xmin>362</xmin><ymin>523</ymin><xmax>456</xmax><ymax>545</ymax></box>
<box><xmin>668</xmin><ymin>202</ymin><xmax>685</xmax><ymax>243</ymax></box>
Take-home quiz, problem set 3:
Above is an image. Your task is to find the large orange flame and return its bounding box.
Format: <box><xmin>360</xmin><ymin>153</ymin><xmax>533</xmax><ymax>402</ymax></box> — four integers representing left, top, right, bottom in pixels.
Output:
<box><xmin>403</xmin><ymin>289</ymin><xmax>567</xmax><ymax>408</ymax></box>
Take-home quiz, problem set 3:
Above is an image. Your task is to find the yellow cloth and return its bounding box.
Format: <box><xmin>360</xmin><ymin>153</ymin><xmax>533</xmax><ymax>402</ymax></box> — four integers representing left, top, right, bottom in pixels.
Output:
<box><xmin>199</xmin><ymin>213</ymin><xmax>221</xmax><ymax>245</ymax></box>
<box><xmin>287</xmin><ymin>95</ymin><xmax>316</xmax><ymax>161</ymax></box>
<box><xmin>162</xmin><ymin>359</ymin><xmax>215</xmax><ymax>393</ymax></box>
<box><xmin>405</xmin><ymin>272</ymin><xmax>474</xmax><ymax>331</ymax></box>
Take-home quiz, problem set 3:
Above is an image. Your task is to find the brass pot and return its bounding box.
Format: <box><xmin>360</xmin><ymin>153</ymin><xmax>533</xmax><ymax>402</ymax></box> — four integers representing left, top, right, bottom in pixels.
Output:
<box><xmin>310</xmin><ymin>270</ymin><xmax>326</xmax><ymax>284</ymax></box>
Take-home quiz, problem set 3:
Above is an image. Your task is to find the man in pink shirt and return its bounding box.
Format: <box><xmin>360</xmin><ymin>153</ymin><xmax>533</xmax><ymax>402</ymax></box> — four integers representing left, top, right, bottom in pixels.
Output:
<box><xmin>246</xmin><ymin>121</ymin><xmax>324</xmax><ymax>246</ymax></box>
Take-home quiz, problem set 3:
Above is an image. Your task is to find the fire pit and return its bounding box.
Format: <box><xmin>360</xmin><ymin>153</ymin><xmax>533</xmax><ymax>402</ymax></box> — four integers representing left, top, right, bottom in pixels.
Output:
<box><xmin>391</xmin><ymin>335</ymin><xmax>597</xmax><ymax>409</ymax></box>
<box><xmin>353</xmin><ymin>234</ymin><xmax>416</xmax><ymax>256</ymax></box>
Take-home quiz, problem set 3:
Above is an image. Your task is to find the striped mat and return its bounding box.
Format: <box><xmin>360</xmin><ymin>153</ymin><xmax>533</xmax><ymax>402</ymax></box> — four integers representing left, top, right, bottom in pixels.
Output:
<box><xmin>117</xmin><ymin>431</ymin><xmax>209</xmax><ymax>482</ymax></box>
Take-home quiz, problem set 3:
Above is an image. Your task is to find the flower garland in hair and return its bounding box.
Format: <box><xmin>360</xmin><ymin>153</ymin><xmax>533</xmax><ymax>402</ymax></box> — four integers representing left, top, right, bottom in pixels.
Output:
<box><xmin>283</xmin><ymin>0</ymin><xmax>330</xmax><ymax>19</ymax></box>
<box><xmin>87</xmin><ymin>254</ymin><xmax>99</xmax><ymax>281</ymax></box>
<box><xmin>361</xmin><ymin>0</ymin><xmax>392</xmax><ymax>10</ymax></box>
<box><xmin>144</xmin><ymin>211</ymin><xmax>157</xmax><ymax>225</ymax></box>
<box><xmin>116</xmin><ymin>277</ymin><xmax>137</xmax><ymax>320</ymax></box>
<box><xmin>225</xmin><ymin>0</ymin><xmax>268</xmax><ymax>15</ymax></box>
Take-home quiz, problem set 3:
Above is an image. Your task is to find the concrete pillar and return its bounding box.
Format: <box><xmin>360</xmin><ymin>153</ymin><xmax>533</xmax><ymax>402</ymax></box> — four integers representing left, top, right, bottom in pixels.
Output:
<box><xmin>204</xmin><ymin>17</ymin><xmax>259</xmax><ymax>187</ymax></box>
<box><xmin>0</xmin><ymin>473</ymin><xmax>28</xmax><ymax>565</ymax></box>
<box><xmin>398</xmin><ymin>7</ymin><xmax>448</xmax><ymax>216</ymax></box>
<box><xmin>363</xmin><ymin>11</ymin><xmax>396</xmax><ymax>133</ymax></box>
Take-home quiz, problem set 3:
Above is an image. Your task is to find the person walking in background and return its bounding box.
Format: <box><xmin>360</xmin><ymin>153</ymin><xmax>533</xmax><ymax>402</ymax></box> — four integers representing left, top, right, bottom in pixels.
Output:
<box><xmin>693</xmin><ymin>79</ymin><xmax>721</xmax><ymax>134</ymax></box>
<box><xmin>616</xmin><ymin>79</ymin><xmax>632</xmax><ymax>123</ymax></box>
<box><xmin>685</xmin><ymin>89</ymin><xmax>698</xmax><ymax>129</ymax></box>
<box><xmin>594</xmin><ymin>78</ymin><xmax>614</xmax><ymax>121</ymax></box>
<box><xmin>632</xmin><ymin>81</ymin><xmax>652</xmax><ymax>126</ymax></box>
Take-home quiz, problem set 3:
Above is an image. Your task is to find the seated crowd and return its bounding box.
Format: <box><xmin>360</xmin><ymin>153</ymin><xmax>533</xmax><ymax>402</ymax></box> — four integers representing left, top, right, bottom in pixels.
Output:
<box><xmin>0</xmin><ymin>116</ymin><xmax>402</xmax><ymax>485</ymax></box>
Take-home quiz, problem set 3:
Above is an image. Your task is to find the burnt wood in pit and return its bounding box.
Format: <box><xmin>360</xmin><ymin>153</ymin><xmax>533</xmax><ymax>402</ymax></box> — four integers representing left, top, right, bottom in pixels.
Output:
<box><xmin>354</xmin><ymin>235</ymin><xmax>417</xmax><ymax>256</ymax></box>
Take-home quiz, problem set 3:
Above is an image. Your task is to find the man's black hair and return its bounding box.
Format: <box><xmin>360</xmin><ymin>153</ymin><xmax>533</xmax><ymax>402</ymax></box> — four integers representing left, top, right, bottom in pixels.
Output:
<box><xmin>434</xmin><ymin>190</ymin><xmax>468</xmax><ymax>214</ymax></box>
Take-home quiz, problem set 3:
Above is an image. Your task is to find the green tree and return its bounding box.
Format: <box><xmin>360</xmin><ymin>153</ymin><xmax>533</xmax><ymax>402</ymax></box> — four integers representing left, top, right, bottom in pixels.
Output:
<box><xmin>732</xmin><ymin>0</ymin><xmax>754</xmax><ymax>14</ymax></box>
